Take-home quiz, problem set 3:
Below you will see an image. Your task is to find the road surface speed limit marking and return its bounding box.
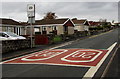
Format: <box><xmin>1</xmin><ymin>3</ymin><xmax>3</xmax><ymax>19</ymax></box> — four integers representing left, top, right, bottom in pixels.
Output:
<box><xmin>3</xmin><ymin>49</ymin><xmax>108</xmax><ymax>66</ymax></box>
<box><xmin>21</xmin><ymin>49</ymin><xmax>68</xmax><ymax>61</ymax></box>
<box><xmin>61</xmin><ymin>50</ymin><xmax>102</xmax><ymax>62</ymax></box>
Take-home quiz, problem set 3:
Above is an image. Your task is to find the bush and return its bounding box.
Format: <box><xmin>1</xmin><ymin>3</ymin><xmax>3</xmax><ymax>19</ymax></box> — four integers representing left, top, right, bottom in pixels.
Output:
<box><xmin>53</xmin><ymin>35</ymin><xmax>62</xmax><ymax>42</ymax></box>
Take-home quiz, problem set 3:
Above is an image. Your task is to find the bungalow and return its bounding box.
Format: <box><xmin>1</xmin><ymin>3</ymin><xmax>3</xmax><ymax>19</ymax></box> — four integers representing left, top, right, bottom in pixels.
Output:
<box><xmin>113</xmin><ymin>22</ymin><xmax>120</xmax><ymax>28</ymax></box>
<box><xmin>72</xmin><ymin>18</ymin><xmax>90</xmax><ymax>32</ymax></box>
<box><xmin>0</xmin><ymin>18</ymin><xmax>26</xmax><ymax>35</ymax></box>
<box><xmin>114</xmin><ymin>22</ymin><xmax>120</xmax><ymax>26</ymax></box>
<box><xmin>26</xmin><ymin>18</ymin><xmax>75</xmax><ymax>35</ymax></box>
<box><xmin>89</xmin><ymin>21</ymin><xmax>112</xmax><ymax>28</ymax></box>
<box><xmin>89</xmin><ymin>21</ymin><xmax>101</xmax><ymax>27</ymax></box>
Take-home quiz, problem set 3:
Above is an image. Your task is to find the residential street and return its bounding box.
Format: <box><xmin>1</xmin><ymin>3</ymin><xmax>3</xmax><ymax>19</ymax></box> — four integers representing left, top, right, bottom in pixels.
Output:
<box><xmin>2</xmin><ymin>28</ymin><xmax>119</xmax><ymax>78</ymax></box>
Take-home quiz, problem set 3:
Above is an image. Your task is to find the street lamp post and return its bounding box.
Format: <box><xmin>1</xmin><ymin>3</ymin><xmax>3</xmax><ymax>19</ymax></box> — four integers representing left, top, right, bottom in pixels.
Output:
<box><xmin>27</xmin><ymin>4</ymin><xmax>35</xmax><ymax>48</ymax></box>
<box><xmin>30</xmin><ymin>19</ymin><xmax>33</xmax><ymax>48</ymax></box>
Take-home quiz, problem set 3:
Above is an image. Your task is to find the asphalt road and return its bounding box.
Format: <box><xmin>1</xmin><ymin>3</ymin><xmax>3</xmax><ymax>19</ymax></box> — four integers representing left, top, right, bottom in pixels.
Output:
<box><xmin>2</xmin><ymin>28</ymin><xmax>119</xmax><ymax>78</ymax></box>
<box><xmin>57</xmin><ymin>29</ymin><xmax>118</xmax><ymax>49</ymax></box>
<box><xmin>105</xmin><ymin>47</ymin><xmax>119</xmax><ymax>78</ymax></box>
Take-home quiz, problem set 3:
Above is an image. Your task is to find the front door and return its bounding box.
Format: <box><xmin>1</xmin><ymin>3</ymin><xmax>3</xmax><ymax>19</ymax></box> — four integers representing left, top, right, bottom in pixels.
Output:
<box><xmin>64</xmin><ymin>26</ymin><xmax>68</xmax><ymax>34</ymax></box>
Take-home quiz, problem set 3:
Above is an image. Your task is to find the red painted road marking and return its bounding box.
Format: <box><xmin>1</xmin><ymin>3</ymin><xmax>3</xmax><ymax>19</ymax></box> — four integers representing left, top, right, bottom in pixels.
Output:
<box><xmin>61</xmin><ymin>49</ymin><xmax>102</xmax><ymax>62</ymax></box>
<box><xmin>21</xmin><ymin>49</ymin><xmax>68</xmax><ymax>61</ymax></box>
<box><xmin>3</xmin><ymin>49</ymin><xmax>108</xmax><ymax>66</ymax></box>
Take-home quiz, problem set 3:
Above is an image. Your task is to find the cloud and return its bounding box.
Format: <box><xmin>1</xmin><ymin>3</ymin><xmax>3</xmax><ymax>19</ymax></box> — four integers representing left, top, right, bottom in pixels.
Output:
<box><xmin>1</xmin><ymin>2</ymin><xmax>118</xmax><ymax>22</ymax></box>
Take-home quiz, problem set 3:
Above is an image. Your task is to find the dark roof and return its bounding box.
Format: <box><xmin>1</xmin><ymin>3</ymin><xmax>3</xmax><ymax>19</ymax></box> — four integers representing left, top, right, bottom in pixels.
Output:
<box><xmin>89</xmin><ymin>21</ymin><xmax>101</xmax><ymax>26</ymax></box>
<box><xmin>19</xmin><ymin>22</ymin><xmax>28</xmax><ymax>26</ymax></box>
<box><xmin>34</xmin><ymin>18</ymin><xmax>69</xmax><ymax>25</ymax></box>
<box><xmin>89</xmin><ymin>21</ymin><xmax>93</xmax><ymax>24</ymax></box>
<box><xmin>0</xmin><ymin>18</ymin><xmax>20</xmax><ymax>25</ymax></box>
<box><xmin>114</xmin><ymin>22</ymin><xmax>120</xmax><ymax>24</ymax></box>
<box><xmin>72</xmin><ymin>19</ymin><xmax>86</xmax><ymax>24</ymax></box>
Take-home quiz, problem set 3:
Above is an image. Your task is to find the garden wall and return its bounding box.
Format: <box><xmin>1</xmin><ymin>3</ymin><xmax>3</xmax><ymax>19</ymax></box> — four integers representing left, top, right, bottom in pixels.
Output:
<box><xmin>2</xmin><ymin>39</ymin><xmax>31</xmax><ymax>53</ymax></box>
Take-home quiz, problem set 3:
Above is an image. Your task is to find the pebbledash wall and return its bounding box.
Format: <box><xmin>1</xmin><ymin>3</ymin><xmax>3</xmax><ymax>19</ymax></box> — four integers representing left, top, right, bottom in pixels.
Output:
<box><xmin>2</xmin><ymin>39</ymin><xmax>31</xmax><ymax>53</ymax></box>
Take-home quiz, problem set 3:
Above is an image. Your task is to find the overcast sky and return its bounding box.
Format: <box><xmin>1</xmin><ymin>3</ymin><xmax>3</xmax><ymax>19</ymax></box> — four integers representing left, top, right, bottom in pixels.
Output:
<box><xmin>1</xmin><ymin>2</ymin><xmax>118</xmax><ymax>22</ymax></box>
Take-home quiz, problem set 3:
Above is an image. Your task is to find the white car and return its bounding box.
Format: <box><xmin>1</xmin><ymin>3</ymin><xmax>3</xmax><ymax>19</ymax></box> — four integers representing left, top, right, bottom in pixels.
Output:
<box><xmin>0</xmin><ymin>32</ymin><xmax>26</xmax><ymax>40</ymax></box>
<box><xmin>0</xmin><ymin>36</ymin><xmax>8</xmax><ymax>40</ymax></box>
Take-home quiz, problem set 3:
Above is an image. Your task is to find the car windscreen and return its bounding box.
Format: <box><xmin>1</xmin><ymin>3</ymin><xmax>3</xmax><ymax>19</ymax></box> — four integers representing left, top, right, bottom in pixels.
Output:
<box><xmin>6</xmin><ymin>32</ymin><xmax>19</xmax><ymax>37</ymax></box>
<box><xmin>0</xmin><ymin>33</ymin><xmax>7</xmax><ymax>37</ymax></box>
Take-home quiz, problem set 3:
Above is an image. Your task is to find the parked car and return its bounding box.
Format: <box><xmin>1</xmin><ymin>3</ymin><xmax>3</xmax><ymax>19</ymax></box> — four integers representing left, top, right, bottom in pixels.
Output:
<box><xmin>0</xmin><ymin>32</ymin><xmax>26</xmax><ymax>40</ymax></box>
<box><xmin>0</xmin><ymin>36</ymin><xmax>8</xmax><ymax>40</ymax></box>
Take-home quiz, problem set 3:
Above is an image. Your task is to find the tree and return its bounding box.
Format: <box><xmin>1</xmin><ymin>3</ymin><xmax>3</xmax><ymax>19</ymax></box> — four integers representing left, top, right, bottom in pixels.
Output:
<box><xmin>43</xmin><ymin>12</ymin><xmax>57</xmax><ymax>20</ymax></box>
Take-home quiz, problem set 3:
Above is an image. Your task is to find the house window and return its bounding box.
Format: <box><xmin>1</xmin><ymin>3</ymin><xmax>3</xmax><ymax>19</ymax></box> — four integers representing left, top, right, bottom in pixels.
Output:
<box><xmin>19</xmin><ymin>27</ymin><xmax>21</xmax><ymax>35</ymax></box>
<box><xmin>42</xmin><ymin>26</ymin><xmax>46</xmax><ymax>31</ymax></box>
<box><xmin>64</xmin><ymin>26</ymin><xmax>68</xmax><ymax>31</ymax></box>
<box><xmin>48</xmin><ymin>26</ymin><xmax>52</xmax><ymax>28</ymax></box>
<box><xmin>14</xmin><ymin>27</ymin><xmax>16</xmax><ymax>33</ymax></box>
<box><xmin>52</xmin><ymin>26</ymin><xmax>56</xmax><ymax>30</ymax></box>
<box><xmin>5</xmin><ymin>27</ymin><xmax>7</xmax><ymax>31</ymax></box>
<box><xmin>8</xmin><ymin>27</ymin><xmax>11</xmax><ymax>32</ymax></box>
<box><xmin>35</xmin><ymin>28</ymin><xmax>40</xmax><ymax>32</ymax></box>
<box><xmin>16</xmin><ymin>27</ymin><xmax>19</xmax><ymax>35</ymax></box>
<box><xmin>5</xmin><ymin>27</ymin><xmax>8</xmax><ymax>31</ymax></box>
<box><xmin>54</xmin><ymin>26</ymin><xmax>56</xmax><ymax>30</ymax></box>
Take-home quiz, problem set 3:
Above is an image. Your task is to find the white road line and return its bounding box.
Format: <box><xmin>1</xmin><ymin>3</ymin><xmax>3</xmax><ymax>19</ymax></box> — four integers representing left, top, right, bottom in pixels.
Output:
<box><xmin>49</xmin><ymin>42</ymin><xmax>72</xmax><ymax>50</ymax></box>
<box><xmin>83</xmin><ymin>42</ymin><xmax>117</xmax><ymax>79</ymax></box>
<box><xmin>101</xmin><ymin>47</ymin><xmax>118</xmax><ymax>77</ymax></box>
<box><xmin>2</xmin><ymin>62</ymin><xmax>92</xmax><ymax>68</ymax></box>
